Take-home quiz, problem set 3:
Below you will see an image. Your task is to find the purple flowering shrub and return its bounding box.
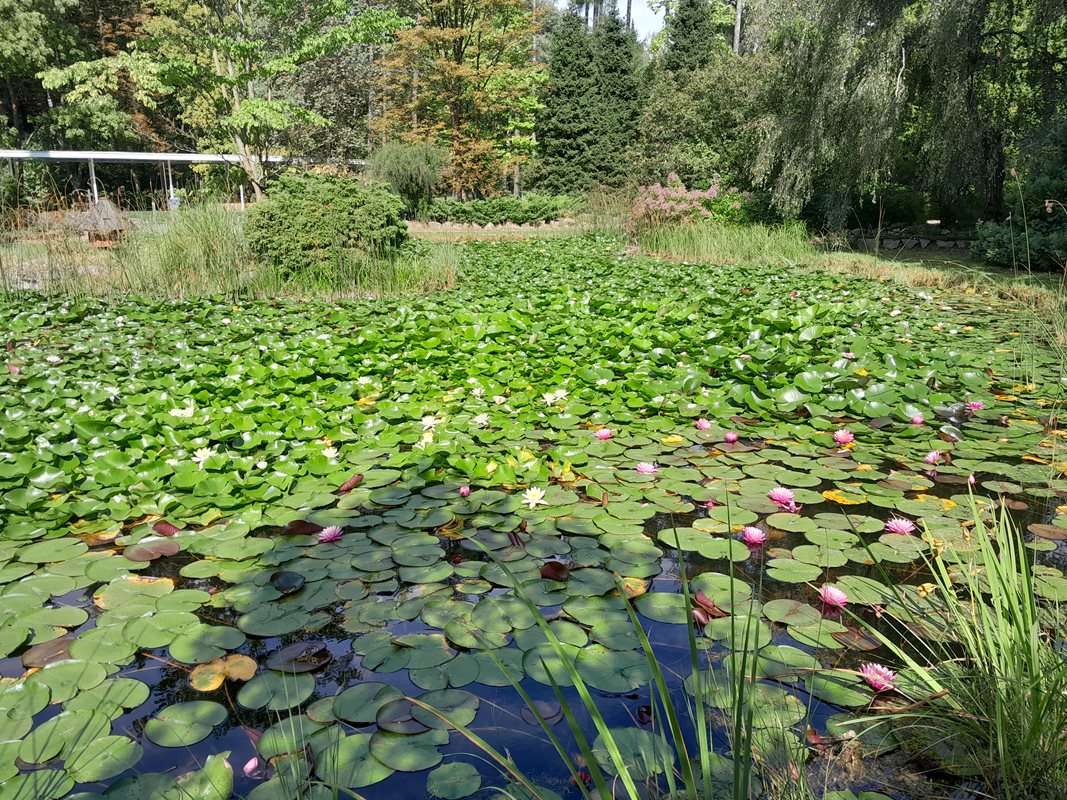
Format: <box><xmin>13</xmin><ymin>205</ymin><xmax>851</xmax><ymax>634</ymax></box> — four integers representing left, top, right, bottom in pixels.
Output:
<box><xmin>626</xmin><ymin>173</ymin><xmax>752</xmax><ymax>234</ymax></box>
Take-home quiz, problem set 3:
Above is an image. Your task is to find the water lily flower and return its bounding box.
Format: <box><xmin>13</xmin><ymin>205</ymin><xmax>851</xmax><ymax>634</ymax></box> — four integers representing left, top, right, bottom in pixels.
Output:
<box><xmin>724</xmin><ymin>431</ymin><xmax>739</xmax><ymax>444</ymax></box>
<box><xmin>192</xmin><ymin>447</ymin><xmax>215</xmax><ymax>469</ymax></box>
<box><xmin>472</xmin><ymin>413</ymin><xmax>491</xmax><ymax>427</ymax></box>
<box><xmin>790</xmin><ymin>290</ymin><xmax>800</xmax><ymax>299</ymax></box>
<box><xmin>889</xmin><ymin>309</ymin><xmax>902</xmax><ymax>317</ymax></box>
<box><xmin>740</xmin><ymin>354</ymin><xmax>751</xmax><ymax>361</ymax></box>
<box><xmin>705</xmin><ymin>499</ymin><xmax>716</xmax><ymax>509</ymax></box>
<box><xmin>46</xmin><ymin>355</ymin><xmax>61</xmax><ymax>364</ymax></box>
<box><xmin>884</xmin><ymin>517</ymin><xmax>916</xmax><ymax>535</ymax></box>
<box><xmin>169</xmin><ymin>404</ymin><xmax>195</xmax><ymax>418</ymax></box>
<box><xmin>910</xmin><ymin>413</ymin><xmax>925</xmax><ymax>425</ymax></box>
<box><xmin>768</xmin><ymin>486</ymin><xmax>796</xmax><ymax>509</ymax></box>
<box><xmin>924</xmin><ymin>451</ymin><xmax>943</xmax><ymax>465</ymax></box>
<box><xmin>859</xmin><ymin>662</ymin><xmax>897</xmax><ymax>692</ymax></box>
<box><xmin>522</xmin><ymin>486</ymin><xmax>549</xmax><ymax>509</ymax></box>
<box><xmin>595</xmin><ymin>428</ymin><xmax>613</xmax><ymax>440</ymax></box>
<box><xmin>967</xmin><ymin>473</ymin><xmax>976</xmax><ymax>485</ymax></box>
<box><xmin>818</xmin><ymin>584</ymin><xmax>848</xmax><ymax>607</ymax></box>
<box><xmin>421</xmin><ymin>415</ymin><xmax>441</xmax><ymax>431</ymax></box>
<box><xmin>636</xmin><ymin>462</ymin><xmax>658</xmax><ymax>476</ymax></box>
<box><xmin>966</xmin><ymin>400</ymin><xmax>985</xmax><ymax>416</ymax></box>
<box><xmin>318</xmin><ymin>525</ymin><xmax>344</xmax><ymax>543</ymax></box>
<box><xmin>695</xmin><ymin>418</ymin><xmax>712</xmax><ymax>430</ymax></box>
<box><xmin>492</xmin><ymin>395</ymin><xmax>507</xmax><ymax>405</ymax></box>
<box><xmin>256</xmin><ymin>460</ymin><xmax>268</xmax><ymax>470</ymax></box>
<box><xmin>459</xmin><ymin>485</ymin><xmax>471</xmax><ymax>498</ymax></box>
<box><xmin>321</xmin><ymin>447</ymin><xmax>338</xmax><ymax>460</ymax></box>
<box><xmin>741</xmin><ymin>526</ymin><xmax>767</xmax><ymax>546</ymax></box>
<box><xmin>242</xmin><ymin>757</ymin><xmax>261</xmax><ymax>778</ymax></box>
<box><xmin>833</xmin><ymin>429</ymin><xmax>855</xmax><ymax>446</ymax></box>
<box><xmin>471</xmin><ymin>387</ymin><xmax>485</xmax><ymax>397</ymax></box>
<box><xmin>842</xmin><ymin>352</ymin><xmax>856</xmax><ymax>359</ymax></box>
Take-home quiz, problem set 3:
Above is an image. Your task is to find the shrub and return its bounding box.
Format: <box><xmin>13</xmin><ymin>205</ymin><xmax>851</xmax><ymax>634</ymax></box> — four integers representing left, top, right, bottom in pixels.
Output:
<box><xmin>421</xmin><ymin>194</ymin><xmax>580</xmax><ymax>226</ymax></box>
<box><xmin>369</xmin><ymin>142</ymin><xmax>449</xmax><ymax>216</ymax></box>
<box><xmin>625</xmin><ymin>173</ymin><xmax>752</xmax><ymax>235</ymax></box>
<box><xmin>245</xmin><ymin>175</ymin><xmax>407</xmax><ymax>276</ymax></box>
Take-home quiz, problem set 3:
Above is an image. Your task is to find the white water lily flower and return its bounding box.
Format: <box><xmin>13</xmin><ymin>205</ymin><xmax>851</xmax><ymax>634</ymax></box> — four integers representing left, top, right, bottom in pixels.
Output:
<box><xmin>321</xmin><ymin>447</ymin><xmax>338</xmax><ymax>460</ymax></box>
<box><xmin>493</xmin><ymin>395</ymin><xmax>507</xmax><ymax>405</ymax></box>
<box><xmin>471</xmin><ymin>387</ymin><xmax>485</xmax><ymax>397</ymax></box>
<box><xmin>889</xmin><ymin>309</ymin><xmax>903</xmax><ymax>317</ymax></box>
<box><xmin>472</xmin><ymin>413</ymin><xmax>491</xmax><ymax>427</ymax></box>
<box><xmin>169</xmin><ymin>404</ymin><xmax>195</xmax><ymax>418</ymax></box>
<box><xmin>522</xmin><ymin>486</ymin><xmax>549</xmax><ymax>509</ymax></box>
<box><xmin>192</xmin><ymin>447</ymin><xmax>215</xmax><ymax>469</ymax></box>
<box><xmin>421</xmin><ymin>415</ymin><xmax>441</xmax><ymax>431</ymax></box>
<box><xmin>46</xmin><ymin>355</ymin><xmax>61</xmax><ymax>364</ymax></box>
<box><xmin>357</xmin><ymin>376</ymin><xmax>374</xmax><ymax>385</ymax></box>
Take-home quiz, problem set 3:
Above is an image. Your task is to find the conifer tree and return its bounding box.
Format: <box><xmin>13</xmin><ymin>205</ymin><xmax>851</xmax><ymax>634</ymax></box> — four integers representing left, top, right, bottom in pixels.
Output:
<box><xmin>535</xmin><ymin>11</ymin><xmax>600</xmax><ymax>192</ymax></box>
<box><xmin>590</xmin><ymin>5</ymin><xmax>641</xmax><ymax>186</ymax></box>
<box><xmin>664</xmin><ymin>0</ymin><xmax>722</xmax><ymax>73</ymax></box>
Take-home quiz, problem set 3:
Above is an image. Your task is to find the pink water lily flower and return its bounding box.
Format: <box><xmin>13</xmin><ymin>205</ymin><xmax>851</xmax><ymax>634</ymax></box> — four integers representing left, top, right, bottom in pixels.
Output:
<box><xmin>723</xmin><ymin>431</ymin><xmax>739</xmax><ymax>444</ymax></box>
<box><xmin>741</xmin><ymin>526</ymin><xmax>767</xmax><ymax>546</ymax></box>
<box><xmin>317</xmin><ymin>525</ymin><xmax>344</xmax><ymax>543</ymax></box>
<box><xmin>768</xmin><ymin>486</ymin><xmax>800</xmax><ymax>512</ymax></box>
<box><xmin>695</xmin><ymin>418</ymin><xmax>712</xmax><ymax>430</ymax></box>
<box><xmin>833</xmin><ymin>429</ymin><xmax>855</xmax><ymax>446</ymax></box>
<box><xmin>910</xmin><ymin>413</ymin><xmax>925</xmax><ymax>425</ymax></box>
<box><xmin>705</xmin><ymin>499</ymin><xmax>717</xmax><ymax>509</ymax></box>
<box><xmin>884</xmin><ymin>517</ymin><xmax>916</xmax><ymax>535</ymax></box>
<box><xmin>243</xmin><ymin>757</ymin><xmax>261</xmax><ymax>778</ymax></box>
<box><xmin>818</xmin><ymin>584</ymin><xmax>848</xmax><ymax>608</ymax></box>
<box><xmin>636</xmin><ymin>462</ymin><xmax>658</xmax><ymax>476</ymax></box>
<box><xmin>859</xmin><ymin>662</ymin><xmax>897</xmax><ymax>692</ymax></box>
<box><xmin>595</xmin><ymin>428</ymin><xmax>613</xmax><ymax>440</ymax></box>
<box><xmin>966</xmin><ymin>400</ymin><xmax>985</xmax><ymax>414</ymax></box>
<box><xmin>459</xmin><ymin>485</ymin><xmax>471</xmax><ymax>498</ymax></box>
<box><xmin>924</xmin><ymin>451</ymin><xmax>943</xmax><ymax>465</ymax></box>
<box><xmin>842</xmin><ymin>352</ymin><xmax>856</xmax><ymax>359</ymax></box>
<box><xmin>967</xmin><ymin>473</ymin><xmax>976</xmax><ymax>485</ymax></box>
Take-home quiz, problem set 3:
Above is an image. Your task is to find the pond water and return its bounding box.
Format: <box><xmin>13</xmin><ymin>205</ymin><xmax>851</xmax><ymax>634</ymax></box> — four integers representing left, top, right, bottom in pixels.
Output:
<box><xmin>1</xmin><ymin>238</ymin><xmax>1065</xmax><ymax>799</ymax></box>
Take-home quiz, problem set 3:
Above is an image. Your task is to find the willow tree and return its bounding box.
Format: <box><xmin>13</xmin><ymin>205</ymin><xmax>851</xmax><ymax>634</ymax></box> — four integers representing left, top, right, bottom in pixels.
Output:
<box><xmin>750</xmin><ymin>0</ymin><xmax>1067</xmax><ymax>225</ymax></box>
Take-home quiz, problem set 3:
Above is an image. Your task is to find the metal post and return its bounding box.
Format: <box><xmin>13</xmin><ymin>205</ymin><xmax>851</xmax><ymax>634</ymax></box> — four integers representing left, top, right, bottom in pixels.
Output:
<box><xmin>167</xmin><ymin>160</ymin><xmax>175</xmax><ymax>199</ymax></box>
<box><xmin>88</xmin><ymin>159</ymin><xmax>99</xmax><ymax>203</ymax></box>
<box><xmin>239</xmin><ymin>184</ymin><xmax>245</xmax><ymax>210</ymax></box>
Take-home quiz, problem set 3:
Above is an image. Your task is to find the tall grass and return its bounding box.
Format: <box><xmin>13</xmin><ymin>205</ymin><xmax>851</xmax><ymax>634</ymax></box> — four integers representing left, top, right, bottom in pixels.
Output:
<box><xmin>858</xmin><ymin>503</ymin><xmax>1067</xmax><ymax>799</ymax></box>
<box><xmin>0</xmin><ymin>203</ymin><xmax>460</xmax><ymax>301</ymax></box>
<box><xmin>637</xmin><ymin>222</ymin><xmax>816</xmax><ymax>266</ymax></box>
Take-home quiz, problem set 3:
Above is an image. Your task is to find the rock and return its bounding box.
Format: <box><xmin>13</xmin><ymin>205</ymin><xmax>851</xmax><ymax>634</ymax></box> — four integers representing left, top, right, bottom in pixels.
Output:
<box><xmin>484</xmin><ymin>222</ymin><xmax>495</xmax><ymax>229</ymax></box>
<box><xmin>936</xmin><ymin>239</ymin><xmax>955</xmax><ymax>249</ymax></box>
<box><xmin>863</xmin><ymin>238</ymin><xmax>879</xmax><ymax>251</ymax></box>
<box><xmin>918</xmin><ymin>238</ymin><xmax>930</xmax><ymax>248</ymax></box>
<box><xmin>882</xmin><ymin>239</ymin><xmax>901</xmax><ymax>249</ymax></box>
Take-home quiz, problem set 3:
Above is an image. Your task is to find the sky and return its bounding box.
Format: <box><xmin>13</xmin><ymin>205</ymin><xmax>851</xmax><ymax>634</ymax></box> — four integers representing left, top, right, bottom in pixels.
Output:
<box><xmin>554</xmin><ymin>2</ymin><xmax>665</xmax><ymax>41</ymax></box>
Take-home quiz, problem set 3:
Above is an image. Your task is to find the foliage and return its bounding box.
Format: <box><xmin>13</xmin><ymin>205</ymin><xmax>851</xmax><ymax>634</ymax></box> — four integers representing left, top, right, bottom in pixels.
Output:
<box><xmin>535</xmin><ymin>9</ymin><xmax>642</xmax><ymax>192</ymax></box>
<box><xmin>975</xmin><ymin>121</ymin><xmax>1067</xmax><ymax>271</ymax></box>
<box><xmin>626</xmin><ymin>173</ymin><xmax>752</xmax><ymax>234</ymax></box>
<box><xmin>636</xmin><ymin>53</ymin><xmax>765</xmax><ymax>191</ymax></box>
<box><xmin>421</xmin><ymin>193</ymin><xmax>580</xmax><ymax>225</ymax></box>
<box><xmin>637</xmin><ymin>219</ymin><xmax>814</xmax><ymax>265</ymax></box>
<box><xmin>373</xmin><ymin>0</ymin><xmax>542</xmax><ymax>198</ymax></box>
<box><xmin>534</xmin><ymin>11</ymin><xmax>601</xmax><ymax>193</ymax></box>
<box><xmin>42</xmin><ymin>0</ymin><xmax>404</xmax><ymax>196</ymax></box>
<box><xmin>370</xmin><ymin>141</ymin><xmax>449</xmax><ymax>216</ymax></box>
<box><xmin>245</xmin><ymin>174</ymin><xmax>407</xmax><ymax>276</ymax></box>
<box><xmin>663</xmin><ymin>0</ymin><xmax>731</xmax><ymax>72</ymax></box>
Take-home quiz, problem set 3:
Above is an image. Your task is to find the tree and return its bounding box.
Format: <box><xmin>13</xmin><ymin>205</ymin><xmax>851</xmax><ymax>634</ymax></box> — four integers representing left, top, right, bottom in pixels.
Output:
<box><xmin>373</xmin><ymin>0</ymin><xmax>542</xmax><ymax>198</ymax></box>
<box><xmin>663</xmin><ymin>0</ymin><xmax>730</xmax><ymax>72</ymax></box>
<box><xmin>43</xmin><ymin>0</ymin><xmax>403</xmax><ymax>198</ymax></box>
<box><xmin>535</xmin><ymin>10</ymin><xmax>599</xmax><ymax>192</ymax></box>
<box><xmin>589</xmin><ymin>5</ymin><xmax>641</xmax><ymax>186</ymax></box>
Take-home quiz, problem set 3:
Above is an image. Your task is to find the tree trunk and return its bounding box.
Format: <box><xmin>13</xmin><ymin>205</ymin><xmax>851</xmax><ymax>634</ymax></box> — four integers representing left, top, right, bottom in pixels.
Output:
<box><xmin>5</xmin><ymin>78</ymin><xmax>21</xmax><ymax>133</ymax></box>
<box><xmin>626</xmin><ymin>0</ymin><xmax>632</xmax><ymax>30</ymax></box>
<box><xmin>733</xmin><ymin>0</ymin><xmax>744</xmax><ymax>54</ymax></box>
<box><xmin>513</xmin><ymin>162</ymin><xmax>520</xmax><ymax>197</ymax></box>
<box><xmin>988</xmin><ymin>136</ymin><xmax>1006</xmax><ymax>220</ymax></box>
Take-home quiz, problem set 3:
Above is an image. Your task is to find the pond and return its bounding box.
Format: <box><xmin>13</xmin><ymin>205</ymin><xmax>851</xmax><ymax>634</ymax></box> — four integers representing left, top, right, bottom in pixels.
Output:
<box><xmin>1</xmin><ymin>238</ymin><xmax>1065</xmax><ymax>799</ymax></box>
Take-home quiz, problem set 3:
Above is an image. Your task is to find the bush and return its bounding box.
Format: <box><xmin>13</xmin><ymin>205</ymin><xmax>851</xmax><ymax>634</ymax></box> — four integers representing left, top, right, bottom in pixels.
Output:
<box><xmin>420</xmin><ymin>194</ymin><xmax>580</xmax><ymax>226</ymax></box>
<box><xmin>625</xmin><ymin>173</ymin><xmax>753</xmax><ymax>235</ymax></box>
<box><xmin>246</xmin><ymin>175</ymin><xmax>407</xmax><ymax>276</ymax></box>
<box><xmin>975</xmin><ymin>121</ymin><xmax>1067</xmax><ymax>271</ymax></box>
<box><xmin>369</xmin><ymin>142</ymin><xmax>448</xmax><ymax>216</ymax></box>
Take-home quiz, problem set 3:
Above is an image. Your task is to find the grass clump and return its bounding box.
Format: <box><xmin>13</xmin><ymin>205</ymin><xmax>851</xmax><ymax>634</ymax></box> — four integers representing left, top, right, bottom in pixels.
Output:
<box><xmin>637</xmin><ymin>221</ymin><xmax>816</xmax><ymax>266</ymax></box>
<box><xmin>862</xmin><ymin>505</ymin><xmax>1067</xmax><ymax>799</ymax></box>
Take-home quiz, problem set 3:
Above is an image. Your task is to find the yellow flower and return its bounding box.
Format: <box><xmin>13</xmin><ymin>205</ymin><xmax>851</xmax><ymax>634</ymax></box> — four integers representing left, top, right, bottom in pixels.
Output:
<box><xmin>918</xmin><ymin>583</ymin><xmax>937</xmax><ymax>598</ymax></box>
